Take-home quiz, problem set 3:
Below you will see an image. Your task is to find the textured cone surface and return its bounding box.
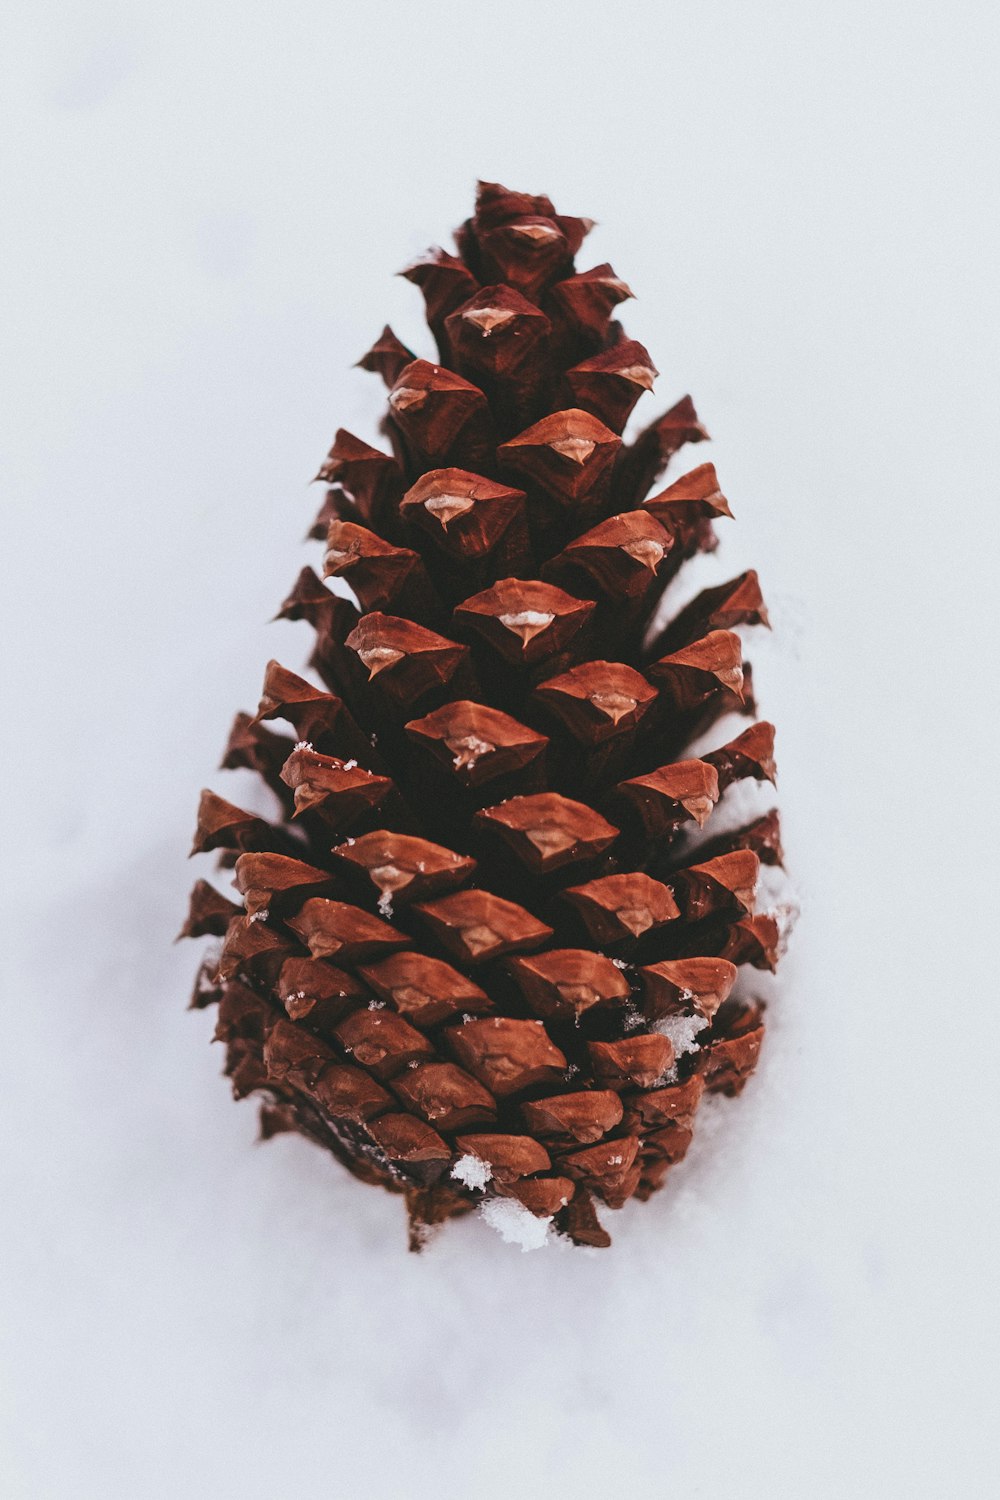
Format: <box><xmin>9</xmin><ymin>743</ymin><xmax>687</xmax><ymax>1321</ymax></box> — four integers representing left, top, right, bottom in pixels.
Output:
<box><xmin>184</xmin><ymin>181</ymin><xmax>783</xmax><ymax>1249</ymax></box>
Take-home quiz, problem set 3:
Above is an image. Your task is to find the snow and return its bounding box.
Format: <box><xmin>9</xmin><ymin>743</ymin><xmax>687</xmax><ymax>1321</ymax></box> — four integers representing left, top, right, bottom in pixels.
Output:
<box><xmin>654</xmin><ymin>1013</ymin><xmax>709</xmax><ymax>1058</ymax></box>
<box><xmin>2</xmin><ymin>5</ymin><xmax>998</xmax><ymax>1499</ymax></box>
<box><xmin>450</xmin><ymin>1154</ymin><xmax>492</xmax><ymax>1192</ymax></box>
<box><xmin>479</xmin><ymin>1198</ymin><xmax>552</xmax><ymax>1252</ymax></box>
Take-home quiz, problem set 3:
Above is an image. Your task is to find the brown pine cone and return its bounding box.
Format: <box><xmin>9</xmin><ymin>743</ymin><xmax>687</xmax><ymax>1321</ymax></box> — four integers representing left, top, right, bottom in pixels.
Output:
<box><xmin>183</xmin><ymin>180</ymin><xmax>783</xmax><ymax>1251</ymax></box>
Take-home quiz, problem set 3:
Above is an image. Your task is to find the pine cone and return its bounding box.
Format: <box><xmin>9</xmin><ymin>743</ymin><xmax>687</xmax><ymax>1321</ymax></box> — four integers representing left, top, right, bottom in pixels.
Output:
<box><xmin>183</xmin><ymin>181</ymin><xmax>782</xmax><ymax>1251</ymax></box>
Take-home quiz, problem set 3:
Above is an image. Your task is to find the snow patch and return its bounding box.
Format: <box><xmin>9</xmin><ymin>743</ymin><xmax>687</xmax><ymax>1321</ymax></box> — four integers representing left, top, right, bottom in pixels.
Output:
<box><xmin>480</xmin><ymin>1198</ymin><xmax>551</xmax><ymax>1252</ymax></box>
<box><xmin>654</xmin><ymin>1013</ymin><xmax>709</xmax><ymax>1057</ymax></box>
<box><xmin>451</xmin><ymin>1153</ymin><xmax>492</xmax><ymax>1191</ymax></box>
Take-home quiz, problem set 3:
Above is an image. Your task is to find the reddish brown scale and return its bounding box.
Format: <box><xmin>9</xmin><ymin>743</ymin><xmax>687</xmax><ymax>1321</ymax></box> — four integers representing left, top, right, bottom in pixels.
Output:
<box><xmin>704</xmin><ymin>1001</ymin><xmax>766</xmax><ymax>1096</ymax></box>
<box><xmin>563</xmin><ymin>341</ymin><xmax>658</xmax><ymax>434</ymax></box>
<box><xmin>356</xmin><ymin>325</ymin><xmax>416</xmax><ymax>388</ymax></box>
<box><xmin>614</xmin><ymin>759</ymin><xmax>720</xmax><ymax>843</ymax></box>
<box><xmin>647</xmin><ymin>630</ymin><xmax>745</xmax><ymax>716</ymax></box>
<box><xmin>444</xmin><ymin>286</ymin><xmax>552</xmax><ymax>429</ymax></box>
<box><xmin>644</xmin><ymin>460</ymin><xmax>733</xmax><ymax>534</ymax></box>
<box><xmin>286</xmin><ymin>898</ymin><xmax>408</xmax><ymax>964</ymax></box>
<box><xmin>467</xmin><ymin>183</ymin><xmax>584</xmax><ymax>298</ymax></box>
<box><xmin>399</xmin><ymin>247</ymin><xmax>479</xmax><ymax>356</ymax></box>
<box><xmin>343</xmin><ymin>613</ymin><xmax>475</xmax><ymax>715</ymax></box>
<box><xmin>279</xmin><ymin>746</ymin><xmax>395</xmax><ymax>831</ymax></box>
<box><xmin>588</xmin><ymin>1036</ymin><xmax>674</xmax><ymax>1091</ymax></box>
<box><xmin>232</xmin><ymin>852</ymin><xmax>341</xmax><ymax>918</ymax></box>
<box><xmin>535</xmin><ymin>659</ymin><xmax>657</xmax><ymax>741</ymax></box>
<box><xmin>474</xmin><ymin>792</ymin><xmax>618</xmax><ymax>875</ymax></box>
<box><xmin>189</xmin><ymin>955</ymin><xmax>223</xmax><ymax>1011</ymax></box>
<box><xmin>556</xmin><ymin>1189</ymin><xmax>611</xmax><ymax>1248</ymax></box>
<box><xmin>715</xmin><ymin>914</ymin><xmax>782</xmax><ymax>971</ymax></box>
<box><xmin>309</xmin><ymin>1064</ymin><xmax>394</xmax><ymax>1125</ymax></box>
<box><xmin>190</xmin><ymin>789</ymin><xmax>290</xmax><ymax>859</ymax></box>
<box><xmin>454</xmin><ymin>578</ymin><xmax>594</xmax><ymax>672</ymax></box>
<box><xmin>399</xmin><ymin>469</ymin><xmax>532</xmax><ymax>588</ymax></box>
<box><xmin>704</xmin><ymin>721</ymin><xmax>777</xmax><ymax>791</ymax></box>
<box><xmin>331</xmin><ymin>830</ymin><xmax>476</xmax><ymax>907</ymax></box>
<box><xmin>405</xmin><ymin>700</ymin><xmax>548</xmax><ymax>793</ymax></box>
<box><xmin>261</xmin><ymin>1020</ymin><xmax>335</xmax><ymax>1094</ymax></box>
<box><xmin>670</xmin><ymin>850</ymin><xmax>760</xmax><ymax>924</ymax></box>
<box><xmin>415</xmin><ymin>889</ymin><xmax>553</xmax><ymax>967</ymax></box>
<box><xmin>220</xmin><ymin>714</ymin><xmax>295</xmax><ymax>807</ymax></box>
<box><xmin>254</xmin><ymin>660</ymin><xmax>371</xmax><ymax>761</ymax></box>
<box><xmin>625</xmin><ymin>1074</ymin><xmax>705</xmax><ymax>1133</ymax></box>
<box><xmin>331</xmin><ymin>1009</ymin><xmax>435</xmax><ymax>1080</ymax></box>
<box><xmin>505</xmin><ymin>949</ymin><xmax>631</xmax><ymax>1022</ymax></box>
<box><xmin>498</xmin><ymin>1177</ymin><xmax>575</xmax><ymax>1217</ymax></box>
<box><xmin>691</xmin><ymin>810</ymin><xmax>785</xmax><ymax>869</ymax></box>
<box><xmin>316</xmin><ymin>430</ymin><xmax>404</xmax><ymax>531</ymax></box>
<box><xmin>446</xmin><ymin>1016</ymin><xmax>568</xmax><ymax>1098</ymax></box>
<box><xmin>543</xmin><ymin>510</ymin><xmax>674</xmax><ymax>614</ymax></box>
<box><xmin>638</xmin><ymin>957</ymin><xmax>737</xmax><ymax>1023</ymax></box>
<box><xmin>521</xmin><ymin>1090</ymin><xmax>625</xmax><ymax>1144</ymax></box>
<box><xmin>323</xmin><ymin>521</ymin><xmax>440</xmax><ymax>619</ymax></box>
<box><xmin>453</xmin><ymin>1133</ymin><xmax>552</xmax><ymax>1181</ymax></box>
<box><xmin>177</xmin><ymin>879</ymin><xmax>243</xmax><ymax>940</ymax></box>
<box><xmin>388</xmin><ymin>360</ymin><xmax>495</xmax><ymax>476</ymax></box>
<box><xmin>277</xmin><ymin>956</ymin><xmax>367</xmax><ymax>1031</ymax></box>
<box><xmin>558</xmin><ymin>1134</ymin><xmax>642</xmax><ymax>1207</ymax></box>
<box><xmin>650</xmin><ymin>569</ymin><xmax>770</xmax><ymax>662</ymax></box>
<box><xmin>214</xmin><ymin>980</ymin><xmax>271</xmax><ymax>1047</ymax></box>
<box><xmin>366</xmin><ymin>1115</ymin><xmax>452</xmax><ymax>1183</ymax></box>
<box><xmin>390</xmin><ymin>1062</ymin><xmax>497</xmax><ymax>1132</ymax></box>
<box><xmin>544</xmin><ymin>264</ymin><xmax>634</xmax><ymax>359</ymax></box>
<box><xmin>359</xmin><ymin>951</ymin><xmax>492</xmax><ymax>1027</ymax></box>
<box><xmin>563</xmin><ymin>872</ymin><xmax>680</xmax><ymax>947</ymax></box>
<box><xmin>616</xmin><ymin>394</ymin><xmax>710</xmax><ymax>509</ymax></box>
<box><xmin>272</xmin><ymin>568</ymin><xmax>360</xmax><ymax>692</ymax></box>
<box><xmin>498</xmin><ymin>410</ymin><xmax>621</xmax><ymax>535</ymax></box>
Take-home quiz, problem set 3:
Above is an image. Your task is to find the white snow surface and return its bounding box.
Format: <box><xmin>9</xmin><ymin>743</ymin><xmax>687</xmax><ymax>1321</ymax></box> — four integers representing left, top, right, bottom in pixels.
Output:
<box><xmin>2</xmin><ymin>5</ymin><xmax>999</xmax><ymax>1499</ymax></box>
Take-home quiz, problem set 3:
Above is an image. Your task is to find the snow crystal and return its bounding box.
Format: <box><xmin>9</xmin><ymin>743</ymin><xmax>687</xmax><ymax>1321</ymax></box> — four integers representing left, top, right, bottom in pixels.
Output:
<box><xmin>451</xmin><ymin>1153</ymin><xmax>492</xmax><ymax>1191</ymax></box>
<box><xmin>343</xmin><ymin>758</ymin><xmax>358</xmax><ymax>771</ymax></box>
<box><xmin>654</xmin><ymin>1012</ymin><xmax>709</xmax><ymax>1057</ymax></box>
<box><xmin>247</xmin><ymin>909</ymin><xmax>269</xmax><ymax>924</ymax></box>
<box><xmin>367</xmin><ymin>999</ymin><xmax>386</xmax><ymax>1010</ymax></box>
<box><xmin>294</xmin><ymin>741</ymin><xmax>313</xmax><ymax>752</ymax></box>
<box><xmin>480</xmin><ymin>1198</ymin><xmax>551</xmax><ymax>1252</ymax></box>
<box><xmin>377</xmin><ymin>890</ymin><xmax>394</xmax><ymax>919</ymax></box>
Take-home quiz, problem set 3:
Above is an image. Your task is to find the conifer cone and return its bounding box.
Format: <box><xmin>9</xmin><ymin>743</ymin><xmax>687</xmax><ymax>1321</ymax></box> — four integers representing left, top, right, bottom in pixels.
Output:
<box><xmin>183</xmin><ymin>181</ymin><xmax>784</xmax><ymax>1250</ymax></box>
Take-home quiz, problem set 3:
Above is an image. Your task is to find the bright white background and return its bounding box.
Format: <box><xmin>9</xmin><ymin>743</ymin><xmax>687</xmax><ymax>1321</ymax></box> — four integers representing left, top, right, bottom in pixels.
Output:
<box><xmin>2</xmin><ymin>3</ymin><xmax>998</xmax><ymax>1496</ymax></box>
